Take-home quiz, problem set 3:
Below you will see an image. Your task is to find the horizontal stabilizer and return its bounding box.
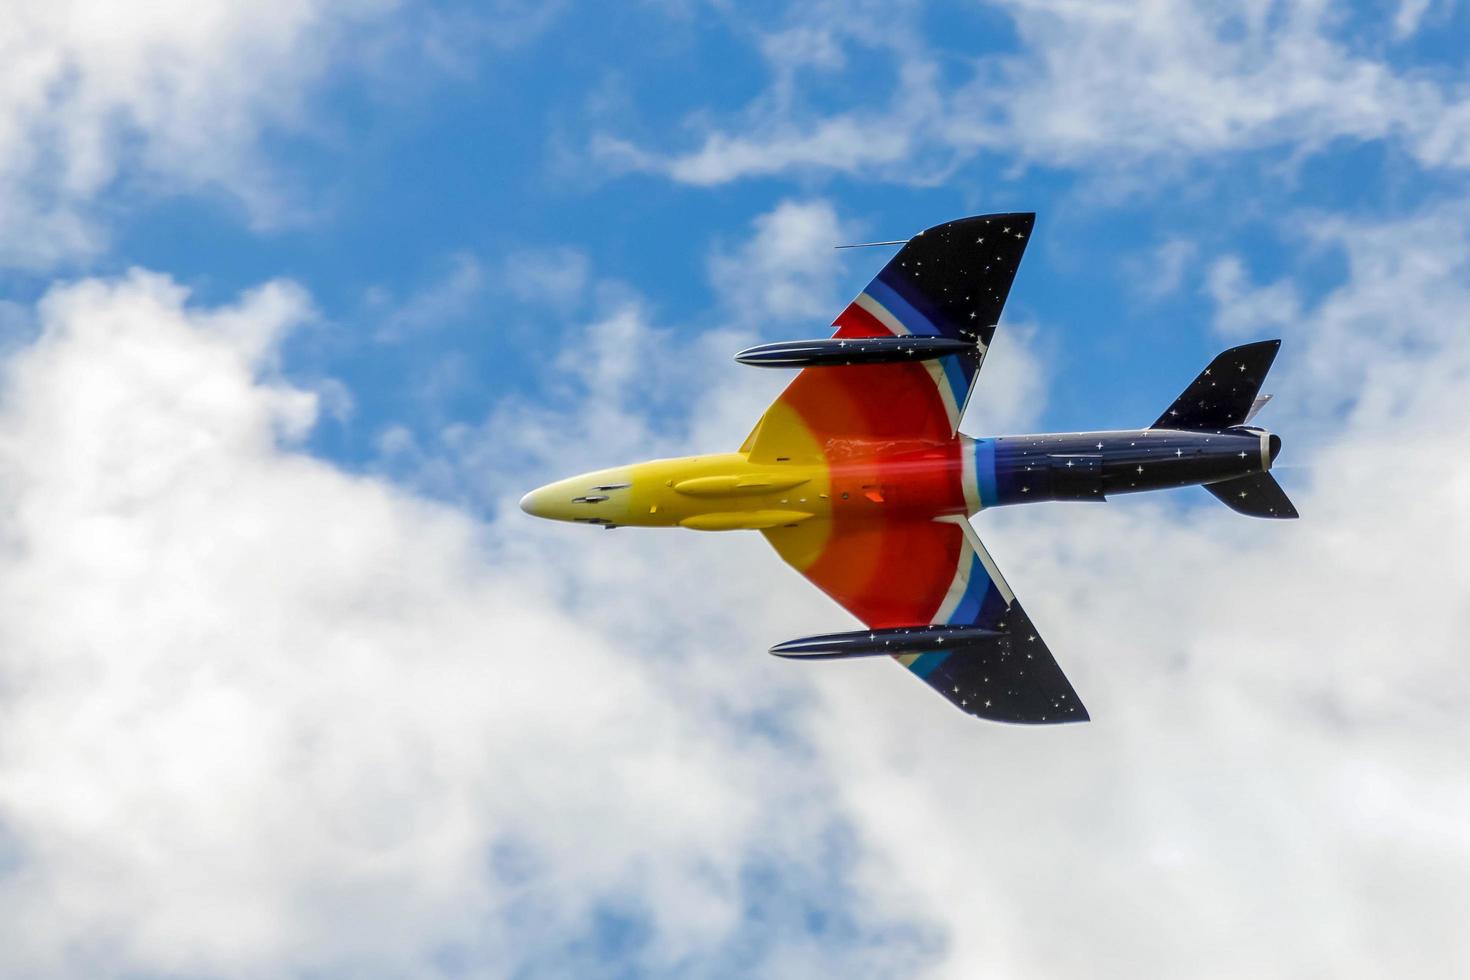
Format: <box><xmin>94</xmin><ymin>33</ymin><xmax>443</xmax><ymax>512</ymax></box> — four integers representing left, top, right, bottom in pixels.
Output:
<box><xmin>1204</xmin><ymin>472</ymin><xmax>1299</xmax><ymax>519</ymax></box>
<box><xmin>1154</xmin><ymin>340</ymin><xmax>1281</xmax><ymax>430</ymax></box>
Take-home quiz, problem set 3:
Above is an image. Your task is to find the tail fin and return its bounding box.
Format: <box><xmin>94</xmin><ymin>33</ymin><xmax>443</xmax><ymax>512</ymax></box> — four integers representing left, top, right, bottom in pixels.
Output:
<box><xmin>1153</xmin><ymin>340</ymin><xmax>1281</xmax><ymax>430</ymax></box>
<box><xmin>1204</xmin><ymin>472</ymin><xmax>1299</xmax><ymax>519</ymax></box>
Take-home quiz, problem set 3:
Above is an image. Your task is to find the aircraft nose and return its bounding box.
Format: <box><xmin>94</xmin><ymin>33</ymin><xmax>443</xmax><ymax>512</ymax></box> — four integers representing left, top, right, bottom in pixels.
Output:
<box><xmin>519</xmin><ymin>485</ymin><xmax>557</xmax><ymax>519</ymax></box>
<box><xmin>518</xmin><ymin>468</ymin><xmax>634</xmax><ymax>525</ymax></box>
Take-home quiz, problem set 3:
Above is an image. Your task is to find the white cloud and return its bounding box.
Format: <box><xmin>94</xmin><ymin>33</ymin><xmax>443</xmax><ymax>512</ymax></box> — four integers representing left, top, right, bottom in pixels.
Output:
<box><xmin>961</xmin><ymin>320</ymin><xmax>1049</xmax><ymax>433</ymax></box>
<box><xmin>707</xmin><ymin>197</ymin><xmax>1046</xmax><ymax>432</ymax></box>
<box><xmin>591</xmin><ymin>55</ymin><xmax>944</xmax><ymax>187</ymax></box>
<box><xmin>1206</xmin><ymin>254</ymin><xmax>1303</xmax><ymax>338</ymax></box>
<box><xmin>0</xmin><ymin>191</ymin><xmax>1466</xmax><ymax>977</ymax></box>
<box><xmin>708</xmin><ymin>199</ymin><xmax>855</xmax><ymax>323</ymax></box>
<box><xmin>590</xmin><ymin>2</ymin><xmax>953</xmax><ymax>187</ymax></box>
<box><xmin>599</xmin><ymin>1</ymin><xmax>1470</xmax><ymax>187</ymax></box>
<box><xmin>464</xmin><ymin>199</ymin><xmax>1470</xmax><ymax>977</ymax></box>
<box><xmin>1392</xmin><ymin>0</ymin><xmax>1436</xmax><ymax>39</ymax></box>
<box><xmin>593</xmin><ymin>103</ymin><xmax>930</xmax><ymax>187</ymax></box>
<box><xmin>0</xmin><ymin>0</ymin><xmax>402</xmax><ymax>269</ymax></box>
<box><xmin>0</xmin><ymin>27</ymin><xmax>1465</xmax><ymax>951</ymax></box>
<box><xmin>951</xmin><ymin>0</ymin><xmax>1470</xmax><ymax>171</ymax></box>
<box><xmin>372</xmin><ymin>252</ymin><xmax>488</xmax><ymax>341</ymax></box>
<box><xmin>804</xmin><ymin>199</ymin><xmax>1470</xmax><ymax>977</ymax></box>
<box><xmin>444</xmin><ymin>298</ymin><xmax>759</xmax><ymax>503</ymax></box>
<box><xmin>1131</xmin><ymin>238</ymin><xmax>1199</xmax><ymax>300</ymax></box>
<box><xmin>403</xmin><ymin>199</ymin><xmax>864</xmax><ymax>504</ymax></box>
<box><xmin>0</xmin><ymin>271</ymin><xmax>926</xmax><ymax>977</ymax></box>
<box><xmin>502</xmin><ymin>246</ymin><xmax>592</xmax><ymax>312</ymax></box>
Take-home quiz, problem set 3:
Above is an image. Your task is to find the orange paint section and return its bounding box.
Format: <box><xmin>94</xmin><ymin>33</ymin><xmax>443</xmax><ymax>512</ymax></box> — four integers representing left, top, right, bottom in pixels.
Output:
<box><xmin>770</xmin><ymin>303</ymin><xmax>955</xmax><ymax>451</ymax></box>
<box><xmin>756</xmin><ymin>304</ymin><xmax>972</xmax><ymax>628</ymax></box>
<box><xmin>793</xmin><ymin>518</ymin><xmax>963</xmax><ymax>627</ymax></box>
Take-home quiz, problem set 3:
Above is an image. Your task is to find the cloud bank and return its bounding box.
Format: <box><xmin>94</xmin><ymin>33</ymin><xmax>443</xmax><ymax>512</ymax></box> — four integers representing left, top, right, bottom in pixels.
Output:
<box><xmin>0</xmin><ymin>272</ymin><xmax>934</xmax><ymax>977</ymax></box>
<box><xmin>597</xmin><ymin>0</ymin><xmax>1470</xmax><ymax>187</ymax></box>
<box><xmin>0</xmin><ymin>194</ymin><xmax>1451</xmax><ymax>977</ymax></box>
<box><xmin>0</xmin><ymin>0</ymin><xmax>402</xmax><ymax>268</ymax></box>
<box><xmin>0</xmin><ymin>1</ymin><xmax>1467</xmax><ymax>976</ymax></box>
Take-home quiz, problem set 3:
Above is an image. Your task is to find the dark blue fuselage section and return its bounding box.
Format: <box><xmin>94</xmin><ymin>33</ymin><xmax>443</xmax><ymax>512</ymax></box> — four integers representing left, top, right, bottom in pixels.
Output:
<box><xmin>967</xmin><ymin>427</ymin><xmax>1272</xmax><ymax>509</ymax></box>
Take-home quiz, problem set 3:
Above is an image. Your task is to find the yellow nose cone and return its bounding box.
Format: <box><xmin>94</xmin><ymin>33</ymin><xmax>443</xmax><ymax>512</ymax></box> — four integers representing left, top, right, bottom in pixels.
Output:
<box><xmin>518</xmin><ymin>487</ymin><xmax>553</xmax><ymax>518</ymax></box>
<box><xmin>518</xmin><ymin>468</ymin><xmax>634</xmax><ymax>526</ymax></box>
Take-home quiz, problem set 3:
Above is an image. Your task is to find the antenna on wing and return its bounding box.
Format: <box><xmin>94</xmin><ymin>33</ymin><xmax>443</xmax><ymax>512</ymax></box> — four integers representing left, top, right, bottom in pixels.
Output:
<box><xmin>834</xmin><ymin>239</ymin><xmax>909</xmax><ymax>249</ymax></box>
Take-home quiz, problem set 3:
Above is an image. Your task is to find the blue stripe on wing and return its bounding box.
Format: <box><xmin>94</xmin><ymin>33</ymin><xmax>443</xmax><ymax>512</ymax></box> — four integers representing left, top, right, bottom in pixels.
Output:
<box><xmin>842</xmin><ymin>213</ymin><xmax>1032</xmax><ymax>436</ymax></box>
<box><xmin>861</xmin><ymin>278</ymin><xmax>978</xmax><ymax>421</ymax></box>
<box><xmin>862</xmin><ymin>277</ymin><xmax>939</xmax><ymax>336</ymax></box>
<box><xmin>897</xmin><ymin>518</ymin><xmax>1088</xmax><ymax>724</ymax></box>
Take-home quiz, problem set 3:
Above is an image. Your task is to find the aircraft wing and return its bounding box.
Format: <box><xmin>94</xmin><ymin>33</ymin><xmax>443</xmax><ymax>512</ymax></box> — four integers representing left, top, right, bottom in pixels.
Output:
<box><xmin>744</xmin><ymin>213</ymin><xmax>1033</xmax><ymax>459</ymax></box>
<box><xmin>763</xmin><ymin>515</ymin><xmax>1088</xmax><ymax>724</ymax></box>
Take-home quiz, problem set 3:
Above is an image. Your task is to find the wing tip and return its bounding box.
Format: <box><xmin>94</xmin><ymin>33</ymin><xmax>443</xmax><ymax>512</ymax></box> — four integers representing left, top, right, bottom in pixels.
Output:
<box><xmin>921</xmin><ymin>211</ymin><xmax>1035</xmax><ymax>237</ymax></box>
<box><xmin>960</xmin><ymin>702</ymin><xmax>1091</xmax><ymax>725</ymax></box>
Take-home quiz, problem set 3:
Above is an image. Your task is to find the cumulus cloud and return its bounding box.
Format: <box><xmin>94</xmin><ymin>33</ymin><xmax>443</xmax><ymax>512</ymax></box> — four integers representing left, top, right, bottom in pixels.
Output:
<box><xmin>0</xmin><ymin>0</ymin><xmax>402</xmax><ymax>269</ymax></box>
<box><xmin>1130</xmin><ymin>238</ymin><xmax>1199</xmax><ymax>300</ymax></box>
<box><xmin>706</xmin><ymin>198</ymin><xmax>1048</xmax><ymax>432</ymax></box>
<box><xmin>708</xmin><ymin>199</ymin><xmax>856</xmax><ymax>323</ymax></box>
<box><xmin>1206</xmin><ymin>254</ymin><xmax>1303</xmax><ymax>338</ymax></box>
<box><xmin>2</xmin><ymin>4</ymin><xmax>1467</xmax><ymax>973</ymax></box>
<box><xmin>598</xmin><ymin>0</ymin><xmax>1470</xmax><ymax>186</ymax></box>
<box><xmin>371</xmin><ymin>252</ymin><xmax>488</xmax><ymax>341</ymax></box>
<box><xmin>803</xmin><ymin>200</ymin><xmax>1470</xmax><ymax>978</ymax></box>
<box><xmin>0</xmin><ymin>188</ymin><xmax>1467</xmax><ymax>980</ymax></box>
<box><xmin>0</xmin><ymin>271</ymin><xmax>928</xmax><ymax>977</ymax></box>
<box><xmin>502</xmin><ymin>246</ymin><xmax>592</xmax><ymax>313</ymax></box>
<box><xmin>421</xmin><ymin>193</ymin><xmax>1470</xmax><ymax>977</ymax></box>
<box><xmin>961</xmin><ymin>319</ymin><xmax>1049</xmax><ymax>434</ymax></box>
<box><xmin>469</xmin><ymin>196</ymin><xmax>1470</xmax><ymax>978</ymax></box>
<box><xmin>590</xmin><ymin>5</ymin><xmax>945</xmax><ymax>187</ymax></box>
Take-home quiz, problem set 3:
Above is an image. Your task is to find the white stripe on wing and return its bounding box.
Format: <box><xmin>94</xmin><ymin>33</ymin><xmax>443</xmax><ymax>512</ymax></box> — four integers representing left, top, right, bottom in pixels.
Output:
<box><xmin>856</xmin><ymin>292</ymin><xmax>962</xmax><ymax>429</ymax></box>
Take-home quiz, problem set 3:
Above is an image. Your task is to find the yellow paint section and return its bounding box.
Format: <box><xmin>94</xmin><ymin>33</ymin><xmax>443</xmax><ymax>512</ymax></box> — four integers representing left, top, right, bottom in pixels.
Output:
<box><xmin>679</xmin><ymin>510</ymin><xmax>814</xmax><ymax>531</ymax></box>
<box><xmin>761</xmin><ymin>520</ymin><xmax>835</xmax><ymax>572</ymax></box>
<box><xmin>744</xmin><ymin>398</ymin><xmax>827</xmax><ymax>464</ymax></box>
<box><xmin>673</xmin><ymin>474</ymin><xmax>810</xmax><ymax>497</ymax></box>
<box><xmin>615</xmin><ymin>409</ymin><xmax>833</xmax><ymax>561</ymax></box>
<box><xmin>745</xmin><ymin>407</ymin><xmax>837</xmax><ymax>571</ymax></box>
<box><xmin>526</xmin><ymin>404</ymin><xmax>836</xmax><ymax>550</ymax></box>
<box><xmin>620</xmin><ymin>446</ymin><xmax>831</xmax><ymax>534</ymax></box>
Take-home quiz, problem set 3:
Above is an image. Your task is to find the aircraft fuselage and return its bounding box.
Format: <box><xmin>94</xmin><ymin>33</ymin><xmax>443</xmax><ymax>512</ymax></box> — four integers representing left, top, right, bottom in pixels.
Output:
<box><xmin>518</xmin><ymin>425</ymin><xmax>1278</xmax><ymax>530</ymax></box>
<box><xmin>517</xmin><ymin>209</ymin><xmax>1296</xmax><ymax>724</ymax></box>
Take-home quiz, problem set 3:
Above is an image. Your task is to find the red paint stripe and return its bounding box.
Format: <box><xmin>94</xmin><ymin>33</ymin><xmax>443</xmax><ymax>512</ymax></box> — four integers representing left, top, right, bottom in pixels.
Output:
<box><xmin>778</xmin><ymin>362</ymin><xmax>950</xmax><ymax>446</ymax></box>
<box><xmin>803</xmin><ymin>518</ymin><xmax>962</xmax><ymax>627</ymax></box>
<box><xmin>761</xmin><ymin>301</ymin><xmax>971</xmax><ymax>627</ymax></box>
<box><xmin>833</xmin><ymin>302</ymin><xmax>889</xmax><ymax>339</ymax></box>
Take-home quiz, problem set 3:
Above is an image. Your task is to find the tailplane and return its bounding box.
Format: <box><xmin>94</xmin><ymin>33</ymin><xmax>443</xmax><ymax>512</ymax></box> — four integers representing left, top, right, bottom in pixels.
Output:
<box><xmin>1153</xmin><ymin>340</ymin><xmax>1280</xmax><ymax>430</ymax></box>
<box><xmin>1156</xmin><ymin>339</ymin><xmax>1299</xmax><ymax>519</ymax></box>
<box><xmin>1204</xmin><ymin>472</ymin><xmax>1298</xmax><ymax>519</ymax></box>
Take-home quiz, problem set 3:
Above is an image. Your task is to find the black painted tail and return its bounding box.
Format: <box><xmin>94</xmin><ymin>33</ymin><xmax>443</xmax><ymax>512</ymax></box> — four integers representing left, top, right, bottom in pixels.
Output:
<box><xmin>1204</xmin><ymin>472</ymin><xmax>1298</xmax><ymax>519</ymax></box>
<box><xmin>1153</xmin><ymin>340</ymin><xmax>1281</xmax><ymax>430</ymax></box>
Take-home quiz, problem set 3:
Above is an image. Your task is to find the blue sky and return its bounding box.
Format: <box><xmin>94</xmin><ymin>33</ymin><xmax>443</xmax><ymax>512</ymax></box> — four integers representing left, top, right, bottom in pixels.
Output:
<box><xmin>0</xmin><ymin>1</ymin><xmax>1468</xmax><ymax>977</ymax></box>
<box><xmin>41</xmin><ymin>0</ymin><xmax>1468</xmax><ymax>469</ymax></box>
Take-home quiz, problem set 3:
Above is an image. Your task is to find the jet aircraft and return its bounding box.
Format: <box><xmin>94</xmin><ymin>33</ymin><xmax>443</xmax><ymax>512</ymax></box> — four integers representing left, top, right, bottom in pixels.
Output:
<box><xmin>521</xmin><ymin>213</ymin><xmax>1295</xmax><ymax>724</ymax></box>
